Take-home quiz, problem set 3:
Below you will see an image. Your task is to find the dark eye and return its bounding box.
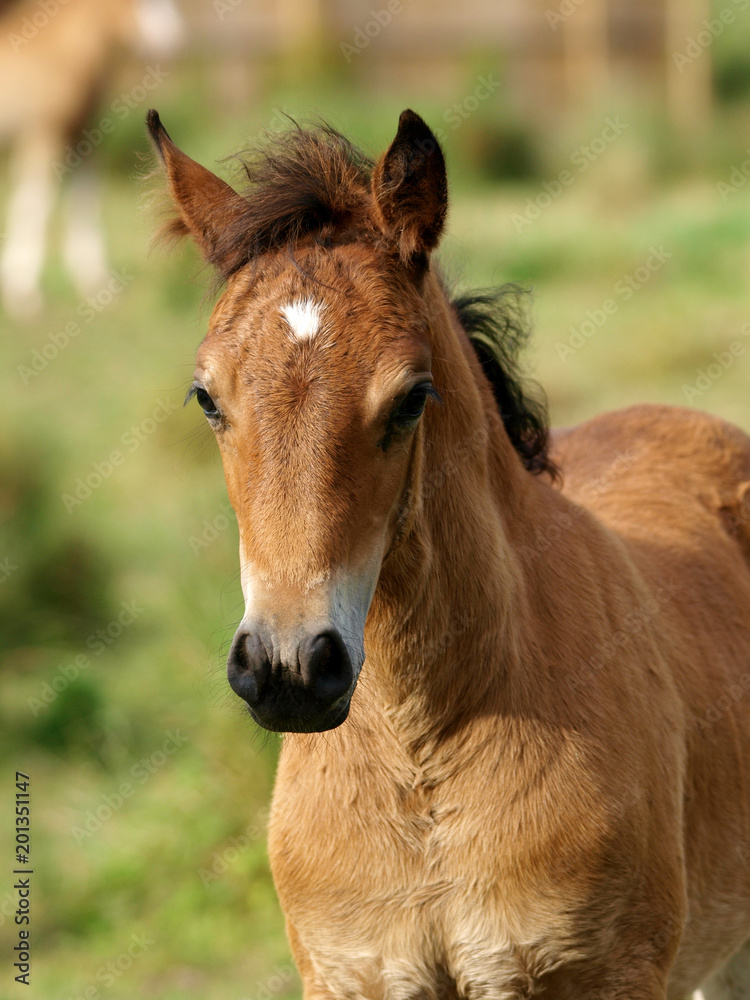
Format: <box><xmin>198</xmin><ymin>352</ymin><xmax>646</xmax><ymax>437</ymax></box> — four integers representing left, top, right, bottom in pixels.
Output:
<box><xmin>196</xmin><ymin>388</ymin><xmax>219</xmax><ymax>417</ymax></box>
<box><xmin>393</xmin><ymin>384</ymin><xmax>437</xmax><ymax>426</ymax></box>
<box><xmin>195</xmin><ymin>389</ymin><xmax>219</xmax><ymax>414</ymax></box>
<box><xmin>195</xmin><ymin>387</ymin><xmax>219</xmax><ymax>418</ymax></box>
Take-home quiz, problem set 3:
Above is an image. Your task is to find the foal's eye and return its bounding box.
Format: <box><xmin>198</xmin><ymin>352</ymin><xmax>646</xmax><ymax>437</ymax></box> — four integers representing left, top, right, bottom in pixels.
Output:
<box><xmin>195</xmin><ymin>389</ymin><xmax>219</xmax><ymax>416</ymax></box>
<box><xmin>393</xmin><ymin>384</ymin><xmax>438</xmax><ymax>426</ymax></box>
<box><xmin>196</xmin><ymin>388</ymin><xmax>219</xmax><ymax>417</ymax></box>
<box><xmin>191</xmin><ymin>386</ymin><xmax>219</xmax><ymax>419</ymax></box>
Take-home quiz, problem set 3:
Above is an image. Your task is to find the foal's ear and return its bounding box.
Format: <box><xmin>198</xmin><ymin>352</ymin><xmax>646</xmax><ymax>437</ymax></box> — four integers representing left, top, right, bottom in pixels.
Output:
<box><xmin>146</xmin><ymin>109</ymin><xmax>249</xmax><ymax>277</ymax></box>
<box><xmin>371</xmin><ymin>109</ymin><xmax>447</xmax><ymax>270</ymax></box>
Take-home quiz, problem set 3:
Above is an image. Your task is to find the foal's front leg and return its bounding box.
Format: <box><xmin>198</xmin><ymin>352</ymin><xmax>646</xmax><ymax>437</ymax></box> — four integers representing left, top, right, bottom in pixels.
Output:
<box><xmin>285</xmin><ymin>919</ymin><xmax>337</xmax><ymax>1000</ymax></box>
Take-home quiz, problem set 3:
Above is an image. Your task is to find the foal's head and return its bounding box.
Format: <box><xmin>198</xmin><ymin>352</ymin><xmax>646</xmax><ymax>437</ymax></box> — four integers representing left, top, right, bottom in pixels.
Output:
<box><xmin>149</xmin><ymin>109</ymin><xmax>451</xmax><ymax>732</ymax></box>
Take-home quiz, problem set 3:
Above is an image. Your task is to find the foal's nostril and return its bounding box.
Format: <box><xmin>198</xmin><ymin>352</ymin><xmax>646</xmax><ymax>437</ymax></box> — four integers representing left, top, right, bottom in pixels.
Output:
<box><xmin>227</xmin><ymin>631</ymin><xmax>270</xmax><ymax>705</ymax></box>
<box><xmin>228</xmin><ymin>626</ymin><xmax>354</xmax><ymax>722</ymax></box>
<box><xmin>299</xmin><ymin>630</ymin><xmax>353</xmax><ymax>704</ymax></box>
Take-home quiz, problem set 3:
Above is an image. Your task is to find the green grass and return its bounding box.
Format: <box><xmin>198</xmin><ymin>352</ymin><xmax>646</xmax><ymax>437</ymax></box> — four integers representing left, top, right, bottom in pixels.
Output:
<box><xmin>3</xmin><ymin>61</ymin><xmax>750</xmax><ymax>999</ymax></box>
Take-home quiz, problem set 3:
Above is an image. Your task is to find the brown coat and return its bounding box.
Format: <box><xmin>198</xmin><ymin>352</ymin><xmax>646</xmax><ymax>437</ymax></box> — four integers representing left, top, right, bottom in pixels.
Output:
<box><xmin>150</xmin><ymin>108</ymin><xmax>750</xmax><ymax>1000</ymax></box>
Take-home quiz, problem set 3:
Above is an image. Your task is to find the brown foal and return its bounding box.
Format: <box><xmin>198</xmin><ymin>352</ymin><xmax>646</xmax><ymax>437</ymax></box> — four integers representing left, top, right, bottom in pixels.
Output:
<box><xmin>149</xmin><ymin>107</ymin><xmax>750</xmax><ymax>1000</ymax></box>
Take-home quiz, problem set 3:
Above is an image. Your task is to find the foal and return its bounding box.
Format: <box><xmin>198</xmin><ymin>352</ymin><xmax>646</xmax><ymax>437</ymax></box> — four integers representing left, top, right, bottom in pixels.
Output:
<box><xmin>148</xmin><ymin>108</ymin><xmax>750</xmax><ymax>1000</ymax></box>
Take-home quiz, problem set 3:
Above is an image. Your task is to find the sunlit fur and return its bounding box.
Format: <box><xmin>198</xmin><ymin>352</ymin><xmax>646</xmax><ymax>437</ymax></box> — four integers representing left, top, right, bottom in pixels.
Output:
<box><xmin>150</xmin><ymin>108</ymin><xmax>750</xmax><ymax>1000</ymax></box>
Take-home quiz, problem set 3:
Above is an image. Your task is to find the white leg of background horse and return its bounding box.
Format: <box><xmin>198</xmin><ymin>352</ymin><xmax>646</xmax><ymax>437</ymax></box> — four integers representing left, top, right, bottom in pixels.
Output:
<box><xmin>63</xmin><ymin>166</ymin><xmax>109</xmax><ymax>298</ymax></box>
<box><xmin>0</xmin><ymin>131</ymin><xmax>56</xmax><ymax>318</ymax></box>
<box><xmin>693</xmin><ymin>943</ymin><xmax>750</xmax><ymax>1000</ymax></box>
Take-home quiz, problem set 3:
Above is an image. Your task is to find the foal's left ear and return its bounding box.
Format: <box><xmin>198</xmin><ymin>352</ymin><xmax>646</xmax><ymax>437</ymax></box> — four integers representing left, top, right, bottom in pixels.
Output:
<box><xmin>371</xmin><ymin>109</ymin><xmax>447</xmax><ymax>270</ymax></box>
<box><xmin>146</xmin><ymin>109</ymin><xmax>250</xmax><ymax>277</ymax></box>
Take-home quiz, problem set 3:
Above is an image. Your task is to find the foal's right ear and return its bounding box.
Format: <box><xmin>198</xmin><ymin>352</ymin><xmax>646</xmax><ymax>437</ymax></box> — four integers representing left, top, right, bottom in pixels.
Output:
<box><xmin>146</xmin><ymin>109</ymin><xmax>250</xmax><ymax>277</ymax></box>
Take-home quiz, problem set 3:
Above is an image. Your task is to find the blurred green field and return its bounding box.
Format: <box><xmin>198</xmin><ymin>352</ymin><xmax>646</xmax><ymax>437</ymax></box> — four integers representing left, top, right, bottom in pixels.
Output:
<box><xmin>3</xmin><ymin>58</ymin><xmax>750</xmax><ymax>1000</ymax></box>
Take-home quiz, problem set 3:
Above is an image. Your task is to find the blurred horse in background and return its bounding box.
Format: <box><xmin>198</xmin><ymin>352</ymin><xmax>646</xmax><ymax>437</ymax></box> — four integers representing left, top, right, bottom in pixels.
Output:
<box><xmin>0</xmin><ymin>0</ymin><xmax>183</xmax><ymax>316</ymax></box>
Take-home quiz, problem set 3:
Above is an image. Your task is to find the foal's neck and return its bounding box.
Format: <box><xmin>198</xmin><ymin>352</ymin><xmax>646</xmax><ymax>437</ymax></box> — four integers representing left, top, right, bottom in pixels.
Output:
<box><xmin>364</xmin><ymin>274</ymin><xmax>555</xmax><ymax>743</ymax></box>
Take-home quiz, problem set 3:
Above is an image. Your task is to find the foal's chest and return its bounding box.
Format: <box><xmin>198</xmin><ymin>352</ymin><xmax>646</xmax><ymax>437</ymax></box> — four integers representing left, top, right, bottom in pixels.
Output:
<box><xmin>268</xmin><ymin>738</ymin><xmax>598</xmax><ymax>1000</ymax></box>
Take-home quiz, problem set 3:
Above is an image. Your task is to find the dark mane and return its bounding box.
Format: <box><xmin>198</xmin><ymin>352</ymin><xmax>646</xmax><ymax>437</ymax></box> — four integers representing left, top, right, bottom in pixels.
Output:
<box><xmin>163</xmin><ymin>120</ymin><xmax>375</xmax><ymax>278</ymax></box>
<box><xmin>452</xmin><ymin>287</ymin><xmax>557</xmax><ymax>479</ymax></box>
